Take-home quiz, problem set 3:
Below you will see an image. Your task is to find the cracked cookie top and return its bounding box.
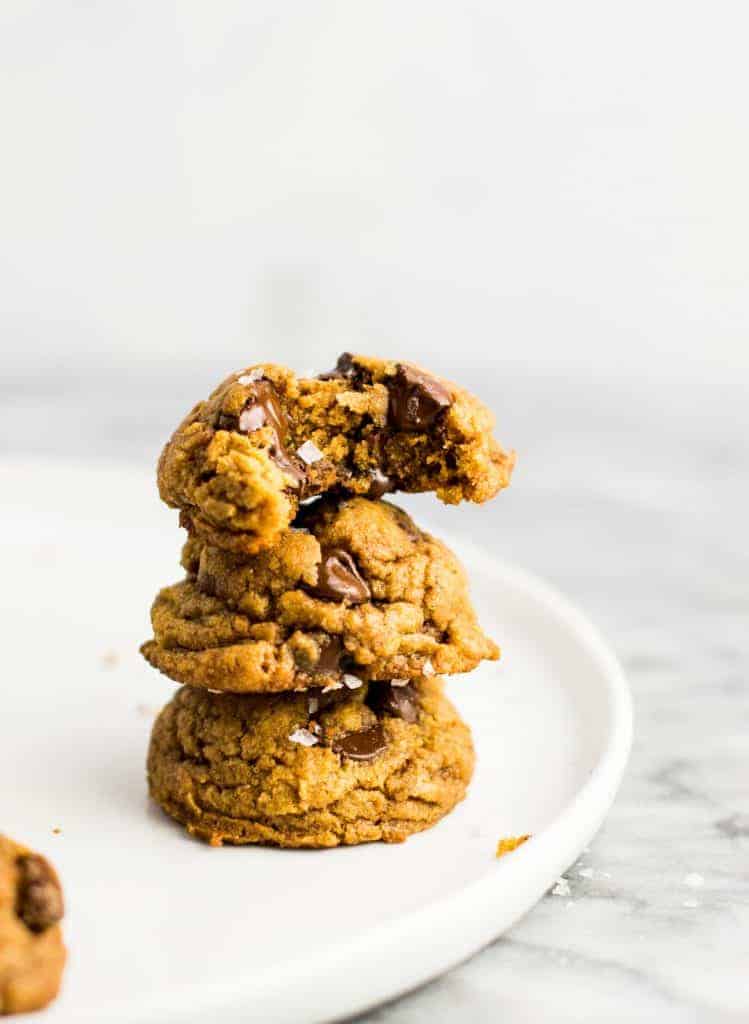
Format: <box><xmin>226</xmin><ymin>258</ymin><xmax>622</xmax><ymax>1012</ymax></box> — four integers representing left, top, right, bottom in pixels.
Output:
<box><xmin>141</xmin><ymin>496</ymin><xmax>499</xmax><ymax>693</ymax></box>
<box><xmin>157</xmin><ymin>354</ymin><xmax>515</xmax><ymax>554</ymax></box>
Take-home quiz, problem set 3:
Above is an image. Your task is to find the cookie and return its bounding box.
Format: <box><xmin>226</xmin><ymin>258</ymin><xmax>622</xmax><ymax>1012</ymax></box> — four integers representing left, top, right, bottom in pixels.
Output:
<box><xmin>141</xmin><ymin>497</ymin><xmax>499</xmax><ymax>692</ymax></box>
<box><xmin>157</xmin><ymin>354</ymin><xmax>515</xmax><ymax>554</ymax></box>
<box><xmin>147</xmin><ymin>676</ymin><xmax>474</xmax><ymax>848</ymax></box>
<box><xmin>0</xmin><ymin>835</ymin><xmax>66</xmax><ymax>1016</ymax></box>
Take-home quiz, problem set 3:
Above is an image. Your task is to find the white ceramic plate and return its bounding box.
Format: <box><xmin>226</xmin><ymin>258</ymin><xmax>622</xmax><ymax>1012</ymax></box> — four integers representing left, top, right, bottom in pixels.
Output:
<box><xmin>1</xmin><ymin>461</ymin><xmax>631</xmax><ymax>1024</ymax></box>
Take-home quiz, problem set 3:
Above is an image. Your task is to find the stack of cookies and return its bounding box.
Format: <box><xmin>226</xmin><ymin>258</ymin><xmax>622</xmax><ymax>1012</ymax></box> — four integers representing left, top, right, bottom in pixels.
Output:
<box><xmin>141</xmin><ymin>354</ymin><xmax>514</xmax><ymax>848</ymax></box>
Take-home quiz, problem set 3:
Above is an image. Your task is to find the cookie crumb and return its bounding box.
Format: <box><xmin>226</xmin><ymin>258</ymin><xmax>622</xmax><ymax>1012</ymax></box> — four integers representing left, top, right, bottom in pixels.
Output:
<box><xmin>289</xmin><ymin>727</ymin><xmax>320</xmax><ymax>747</ymax></box>
<box><xmin>100</xmin><ymin>650</ymin><xmax>119</xmax><ymax>669</ymax></box>
<box><xmin>496</xmin><ymin>834</ymin><xmax>531</xmax><ymax>858</ymax></box>
<box><xmin>51</xmin><ymin>828</ymin><xmax>61</xmax><ymax>835</ymax></box>
<box><xmin>136</xmin><ymin>703</ymin><xmax>158</xmax><ymax>718</ymax></box>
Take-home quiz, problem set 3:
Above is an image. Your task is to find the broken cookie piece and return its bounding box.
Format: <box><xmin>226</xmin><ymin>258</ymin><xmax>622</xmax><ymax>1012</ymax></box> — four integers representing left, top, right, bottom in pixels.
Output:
<box><xmin>157</xmin><ymin>355</ymin><xmax>515</xmax><ymax>554</ymax></box>
<box><xmin>0</xmin><ymin>835</ymin><xmax>66</xmax><ymax>1015</ymax></box>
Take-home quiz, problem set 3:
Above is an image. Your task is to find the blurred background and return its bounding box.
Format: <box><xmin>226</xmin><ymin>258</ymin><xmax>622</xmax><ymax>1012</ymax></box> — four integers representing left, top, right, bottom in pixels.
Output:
<box><xmin>2</xmin><ymin>1</ymin><xmax>748</xmax><ymax>459</ymax></box>
<box><xmin>1</xmin><ymin>3</ymin><xmax>747</xmax><ymax>1018</ymax></box>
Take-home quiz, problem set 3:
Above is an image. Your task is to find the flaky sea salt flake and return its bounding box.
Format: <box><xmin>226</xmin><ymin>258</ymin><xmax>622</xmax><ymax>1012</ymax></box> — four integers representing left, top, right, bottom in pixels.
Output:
<box><xmin>343</xmin><ymin>673</ymin><xmax>363</xmax><ymax>689</ymax></box>
<box><xmin>422</xmin><ymin>658</ymin><xmax>435</xmax><ymax>677</ymax></box>
<box><xmin>296</xmin><ymin>440</ymin><xmax>325</xmax><ymax>465</ymax></box>
<box><xmin>684</xmin><ymin>872</ymin><xmax>704</xmax><ymax>888</ymax></box>
<box><xmin>551</xmin><ymin>878</ymin><xmax>571</xmax><ymax>897</ymax></box>
<box><xmin>236</xmin><ymin>369</ymin><xmax>264</xmax><ymax>385</ymax></box>
<box><xmin>289</xmin><ymin>728</ymin><xmax>319</xmax><ymax>747</ymax></box>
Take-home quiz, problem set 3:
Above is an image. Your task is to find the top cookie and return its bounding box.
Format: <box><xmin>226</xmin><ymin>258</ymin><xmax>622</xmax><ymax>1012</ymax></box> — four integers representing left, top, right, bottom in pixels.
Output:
<box><xmin>158</xmin><ymin>354</ymin><xmax>515</xmax><ymax>554</ymax></box>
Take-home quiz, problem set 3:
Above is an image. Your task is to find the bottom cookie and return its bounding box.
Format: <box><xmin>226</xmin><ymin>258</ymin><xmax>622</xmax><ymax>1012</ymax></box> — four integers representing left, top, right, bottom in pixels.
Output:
<box><xmin>0</xmin><ymin>835</ymin><xmax>66</xmax><ymax>1016</ymax></box>
<box><xmin>147</xmin><ymin>677</ymin><xmax>474</xmax><ymax>848</ymax></box>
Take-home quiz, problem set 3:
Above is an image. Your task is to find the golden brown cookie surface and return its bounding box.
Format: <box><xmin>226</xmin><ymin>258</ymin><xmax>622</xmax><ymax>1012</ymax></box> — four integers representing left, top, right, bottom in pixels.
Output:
<box><xmin>141</xmin><ymin>497</ymin><xmax>499</xmax><ymax>692</ymax></box>
<box><xmin>0</xmin><ymin>835</ymin><xmax>66</xmax><ymax>1016</ymax></box>
<box><xmin>157</xmin><ymin>355</ymin><xmax>514</xmax><ymax>554</ymax></box>
<box><xmin>147</xmin><ymin>677</ymin><xmax>474</xmax><ymax>848</ymax></box>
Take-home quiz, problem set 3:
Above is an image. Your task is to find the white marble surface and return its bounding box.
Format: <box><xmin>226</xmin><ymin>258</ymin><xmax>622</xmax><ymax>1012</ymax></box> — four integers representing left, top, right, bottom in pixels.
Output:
<box><xmin>3</xmin><ymin>360</ymin><xmax>747</xmax><ymax>1022</ymax></box>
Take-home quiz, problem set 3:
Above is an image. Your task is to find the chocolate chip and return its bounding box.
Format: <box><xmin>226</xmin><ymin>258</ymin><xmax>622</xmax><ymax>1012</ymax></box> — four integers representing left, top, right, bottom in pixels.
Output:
<box><xmin>314</xmin><ymin>636</ymin><xmax>344</xmax><ymax>675</ymax></box>
<box><xmin>367</xmin><ymin>681</ymin><xmax>420</xmax><ymax>723</ymax></box>
<box><xmin>306</xmin><ymin>547</ymin><xmax>370</xmax><ymax>604</ymax></box>
<box><xmin>387</xmin><ymin>364</ymin><xmax>452</xmax><ymax>431</ymax></box>
<box><xmin>365</xmin><ymin>468</ymin><xmax>396</xmax><ymax>499</ymax></box>
<box><xmin>237</xmin><ymin>381</ymin><xmax>307</xmax><ymax>492</ymax></box>
<box><xmin>15</xmin><ymin>855</ymin><xmax>64</xmax><ymax>933</ymax></box>
<box><xmin>317</xmin><ymin>352</ymin><xmax>357</xmax><ymax>380</ymax></box>
<box><xmin>333</xmin><ymin>724</ymin><xmax>388</xmax><ymax>761</ymax></box>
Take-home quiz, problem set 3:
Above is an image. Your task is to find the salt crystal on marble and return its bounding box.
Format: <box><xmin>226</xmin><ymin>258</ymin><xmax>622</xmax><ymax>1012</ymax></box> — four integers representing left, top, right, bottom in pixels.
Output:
<box><xmin>289</xmin><ymin>728</ymin><xmax>319</xmax><ymax>747</ymax></box>
<box><xmin>296</xmin><ymin>440</ymin><xmax>325</xmax><ymax>465</ymax></box>
<box><xmin>683</xmin><ymin>899</ymin><xmax>700</xmax><ymax>909</ymax></box>
<box><xmin>578</xmin><ymin>867</ymin><xmax>594</xmax><ymax>879</ymax></box>
<box><xmin>684</xmin><ymin>872</ymin><xmax>704</xmax><ymax>888</ymax></box>
<box><xmin>551</xmin><ymin>878</ymin><xmax>571</xmax><ymax>897</ymax></box>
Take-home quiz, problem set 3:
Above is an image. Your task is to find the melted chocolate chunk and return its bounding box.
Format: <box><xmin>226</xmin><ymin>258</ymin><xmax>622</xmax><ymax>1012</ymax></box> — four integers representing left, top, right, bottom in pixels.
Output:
<box><xmin>317</xmin><ymin>352</ymin><xmax>357</xmax><ymax>381</ymax></box>
<box><xmin>365</xmin><ymin>468</ymin><xmax>396</xmax><ymax>499</ymax></box>
<box><xmin>306</xmin><ymin>548</ymin><xmax>370</xmax><ymax>604</ymax></box>
<box><xmin>237</xmin><ymin>381</ymin><xmax>307</xmax><ymax>492</ymax></box>
<box><xmin>238</xmin><ymin>380</ymin><xmax>288</xmax><ymax>438</ymax></box>
<box><xmin>367</xmin><ymin>681</ymin><xmax>420</xmax><ymax>723</ymax></box>
<box><xmin>314</xmin><ymin>635</ymin><xmax>344</xmax><ymax>675</ymax></box>
<box><xmin>269</xmin><ymin>444</ymin><xmax>307</xmax><ymax>493</ymax></box>
<box><xmin>15</xmin><ymin>855</ymin><xmax>64</xmax><ymax>933</ymax></box>
<box><xmin>333</xmin><ymin>723</ymin><xmax>388</xmax><ymax>761</ymax></box>
<box><xmin>387</xmin><ymin>364</ymin><xmax>452</xmax><ymax>432</ymax></box>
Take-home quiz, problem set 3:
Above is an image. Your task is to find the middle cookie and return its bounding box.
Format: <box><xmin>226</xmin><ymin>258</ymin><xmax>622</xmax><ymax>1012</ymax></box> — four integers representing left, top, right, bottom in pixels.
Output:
<box><xmin>141</xmin><ymin>496</ymin><xmax>498</xmax><ymax>693</ymax></box>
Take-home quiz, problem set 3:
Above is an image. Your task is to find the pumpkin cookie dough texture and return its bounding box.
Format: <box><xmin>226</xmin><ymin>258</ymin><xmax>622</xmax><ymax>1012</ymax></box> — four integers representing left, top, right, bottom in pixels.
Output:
<box><xmin>147</xmin><ymin>676</ymin><xmax>474</xmax><ymax>848</ymax></box>
<box><xmin>141</xmin><ymin>496</ymin><xmax>499</xmax><ymax>693</ymax></box>
<box><xmin>157</xmin><ymin>354</ymin><xmax>515</xmax><ymax>554</ymax></box>
<box><xmin>0</xmin><ymin>835</ymin><xmax>66</xmax><ymax>1016</ymax></box>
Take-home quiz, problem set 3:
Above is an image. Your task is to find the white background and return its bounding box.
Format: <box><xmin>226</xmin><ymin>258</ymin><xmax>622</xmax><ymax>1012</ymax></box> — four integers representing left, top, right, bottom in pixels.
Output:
<box><xmin>2</xmin><ymin>1</ymin><xmax>748</xmax><ymax>380</ymax></box>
